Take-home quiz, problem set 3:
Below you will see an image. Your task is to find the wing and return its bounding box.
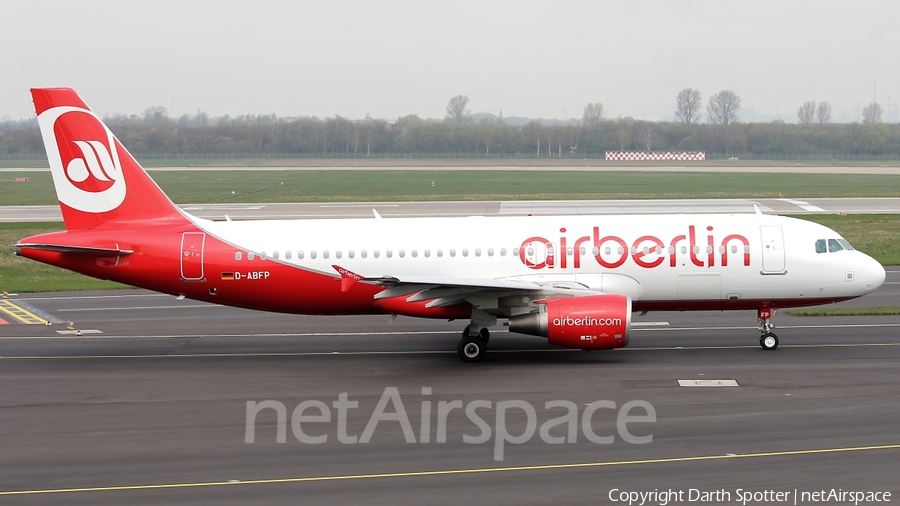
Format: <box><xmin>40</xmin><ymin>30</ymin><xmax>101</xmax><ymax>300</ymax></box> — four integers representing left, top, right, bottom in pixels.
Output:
<box><xmin>333</xmin><ymin>265</ymin><xmax>603</xmax><ymax>314</ymax></box>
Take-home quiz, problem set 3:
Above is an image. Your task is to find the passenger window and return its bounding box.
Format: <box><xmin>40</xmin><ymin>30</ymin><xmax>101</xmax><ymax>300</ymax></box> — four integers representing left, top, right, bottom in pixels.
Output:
<box><xmin>374</xmin><ymin>250</ymin><xmax>380</xmax><ymax>258</ymax></box>
<box><xmin>580</xmin><ymin>247</ymin><xmax>586</xmax><ymax>255</ymax></box>
<box><xmin>260</xmin><ymin>251</ymin><xmax>268</xmax><ymax>260</ymax></box>
<box><xmin>487</xmin><ymin>248</ymin><xmax>494</xmax><ymax>256</ymax></box>
<box><xmin>731</xmin><ymin>245</ymin><xmax>738</xmax><ymax>254</ymax></box>
<box><xmin>424</xmin><ymin>249</ymin><xmax>431</xmax><ymax>257</ymax></box>
<box><xmin>235</xmin><ymin>252</ymin><xmax>242</xmax><ymax>261</ymax></box>
<box><xmin>361</xmin><ymin>250</ymin><xmax>367</xmax><ymax>258</ymax></box>
<box><xmin>411</xmin><ymin>250</ymin><xmax>417</xmax><ymax>258</ymax></box>
<box><xmin>386</xmin><ymin>250</ymin><xmax>393</xmax><ymax>258</ymax></box>
<box><xmin>310</xmin><ymin>251</ymin><xmax>317</xmax><ymax>259</ymax></box>
<box><xmin>475</xmin><ymin>248</ymin><xmax>481</xmax><ymax>257</ymax></box>
<box><xmin>828</xmin><ymin>239</ymin><xmax>843</xmax><ymax>252</ymax></box>
<box><xmin>248</xmin><ymin>252</ymin><xmax>255</xmax><ymax>260</ymax></box>
<box><xmin>298</xmin><ymin>251</ymin><xmax>304</xmax><ymax>259</ymax></box>
<box><xmin>348</xmin><ymin>250</ymin><xmax>354</xmax><ymax>258</ymax></box>
<box><xmin>285</xmin><ymin>251</ymin><xmax>292</xmax><ymax>260</ymax></box>
<box><xmin>815</xmin><ymin>239</ymin><xmax>826</xmax><ymax>254</ymax></box>
<box><xmin>512</xmin><ymin>247</ymin><xmax>519</xmax><ymax>256</ymax></box>
<box><xmin>273</xmin><ymin>251</ymin><xmax>280</xmax><ymax>259</ymax></box>
<box><xmin>437</xmin><ymin>249</ymin><xmax>443</xmax><ymax>257</ymax></box>
<box><xmin>399</xmin><ymin>250</ymin><xmax>405</xmax><ymax>258</ymax></box>
<box><xmin>450</xmin><ymin>249</ymin><xmax>456</xmax><ymax>257</ymax></box>
<box><xmin>500</xmin><ymin>248</ymin><xmax>507</xmax><ymax>256</ymax></box>
<box><xmin>335</xmin><ymin>250</ymin><xmax>342</xmax><ymax>259</ymax></box>
<box><xmin>462</xmin><ymin>249</ymin><xmax>468</xmax><ymax>257</ymax></box>
<box><xmin>323</xmin><ymin>250</ymin><xmax>330</xmax><ymax>259</ymax></box>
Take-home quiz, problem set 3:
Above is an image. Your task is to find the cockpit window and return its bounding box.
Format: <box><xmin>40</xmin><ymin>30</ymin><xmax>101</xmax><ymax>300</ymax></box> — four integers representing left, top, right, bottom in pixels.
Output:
<box><xmin>828</xmin><ymin>239</ymin><xmax>843</xmax><ymax>252</ymax></box>
<box><xmin>837</xmin><ymin>239</ymin><xmax>854</xmax><ymax>251</ymax></box>
<box><xmin>815</xmin><ymin>239</ymin><xmax>826</xmax><ymax>254</ymax></box>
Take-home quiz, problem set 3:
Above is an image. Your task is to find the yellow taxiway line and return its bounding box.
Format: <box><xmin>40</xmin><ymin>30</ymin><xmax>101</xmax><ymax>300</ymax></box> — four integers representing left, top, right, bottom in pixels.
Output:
<box><xmin>1</xmin><ymin>443</ymin><xmax>898</xmax><ymax>496</ymax></box>
<box><xmin>0</xmin><ymin>300</ymin><xmax>47</xmax><ymax>325</ymax></box>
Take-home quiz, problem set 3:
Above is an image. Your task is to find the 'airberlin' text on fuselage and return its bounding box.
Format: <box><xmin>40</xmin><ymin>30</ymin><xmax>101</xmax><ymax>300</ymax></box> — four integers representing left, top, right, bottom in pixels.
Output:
<box><xmin>519</xmin><ymin>226</ymin><xmax>751</xmax><ymax>270</ymax></box>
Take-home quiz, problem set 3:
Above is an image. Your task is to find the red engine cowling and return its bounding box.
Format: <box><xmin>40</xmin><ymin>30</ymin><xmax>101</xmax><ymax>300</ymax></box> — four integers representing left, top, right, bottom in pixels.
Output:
<box><xmin>508</xmin><ymin>294</ymin><xmax>631</xmax><ymax>350</ymax></box>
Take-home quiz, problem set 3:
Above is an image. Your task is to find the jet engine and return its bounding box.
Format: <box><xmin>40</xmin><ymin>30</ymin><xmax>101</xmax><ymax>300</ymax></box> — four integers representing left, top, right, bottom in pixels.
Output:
<box><xmin>508</xmin><ymin>294</ymin><xmax>631</xmax><ymax>350</ymax></box>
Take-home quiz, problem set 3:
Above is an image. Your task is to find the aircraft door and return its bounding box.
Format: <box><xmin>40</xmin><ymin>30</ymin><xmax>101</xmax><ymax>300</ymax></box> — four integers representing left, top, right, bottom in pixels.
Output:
<box><xmin>759</xmin><ymin>225</ymin><xmax>785</xmax><ymax>273</ymax></box>
<box><xmin>181</xmin><ymin>232</ymin><xmax>206</xmax><ymax>281</ymax></box>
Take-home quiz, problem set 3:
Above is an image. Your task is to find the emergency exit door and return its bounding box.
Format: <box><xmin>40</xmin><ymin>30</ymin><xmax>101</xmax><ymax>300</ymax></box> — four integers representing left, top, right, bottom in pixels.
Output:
<box><xmin>759</xmin><ymin>225</ymin><xmax>785</xmax><ymax>273</ymax></box>
<box><xmin>180</xmin><ymin>232</ymin><xmax>206</xmax><ymax>281</ymax></box>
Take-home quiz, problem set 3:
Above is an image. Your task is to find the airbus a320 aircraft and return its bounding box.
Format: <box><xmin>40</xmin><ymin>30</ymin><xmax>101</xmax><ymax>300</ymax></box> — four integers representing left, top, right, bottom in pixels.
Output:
<box><xmin>17</xmin><ymin>88</ymin><xmax>886</xmax><ymax>361</ymax></box>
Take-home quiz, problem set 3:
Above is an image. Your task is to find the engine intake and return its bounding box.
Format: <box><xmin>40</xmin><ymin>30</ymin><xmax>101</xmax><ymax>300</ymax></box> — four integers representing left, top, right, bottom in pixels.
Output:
<box><xmin>508</xmin><ymin>294</ymin><xmax>631</xmax><ymax>350</ymax></box>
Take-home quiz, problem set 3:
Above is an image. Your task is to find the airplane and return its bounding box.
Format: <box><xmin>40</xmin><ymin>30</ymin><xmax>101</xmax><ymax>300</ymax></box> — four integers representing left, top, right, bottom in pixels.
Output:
<box><xmin>16</xmin><ymin>88</ymin><xmax>886</xmax><ymax>362</ymax></box>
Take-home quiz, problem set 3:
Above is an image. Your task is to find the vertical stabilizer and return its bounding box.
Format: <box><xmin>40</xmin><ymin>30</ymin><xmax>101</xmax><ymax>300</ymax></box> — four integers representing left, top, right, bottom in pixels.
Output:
<box><xmin>31</xmin><ymin>88</ymin><xmax>185</xmax><ymax>230</ymax></box>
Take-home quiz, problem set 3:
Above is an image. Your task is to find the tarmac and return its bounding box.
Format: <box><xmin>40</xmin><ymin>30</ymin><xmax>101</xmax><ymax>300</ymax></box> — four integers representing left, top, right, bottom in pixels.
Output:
<box><xmin>0</xmin><ymin>268</ymin><xmax>897</xmax><ymax>504</ymax></box>
<box><xmin>3</xmin><ymin>197</ymin><xmax>900</xmax><ymax>222</ymax></box>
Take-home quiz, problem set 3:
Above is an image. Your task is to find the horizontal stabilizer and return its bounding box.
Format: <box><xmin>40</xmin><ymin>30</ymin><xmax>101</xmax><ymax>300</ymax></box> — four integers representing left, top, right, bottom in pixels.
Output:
<box><xmin>16</xmin><ymin>243</ymin><xmax>134</xmax><ymax>256</ymax></box>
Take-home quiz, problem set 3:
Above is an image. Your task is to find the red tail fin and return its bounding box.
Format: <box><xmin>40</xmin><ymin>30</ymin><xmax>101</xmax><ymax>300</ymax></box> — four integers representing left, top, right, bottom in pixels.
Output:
<box><xmin>32</xmin><ymin>88</ymin><xmax>185</xmax><ymax>230</ymax></box>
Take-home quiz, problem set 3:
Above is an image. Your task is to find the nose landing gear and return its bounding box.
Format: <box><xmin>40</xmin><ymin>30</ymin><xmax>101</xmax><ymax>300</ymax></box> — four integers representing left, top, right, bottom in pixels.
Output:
<box><xmin>758</xmin><ymin>308</ymin><xmax>779</xmax><ymax>350</ymax></box>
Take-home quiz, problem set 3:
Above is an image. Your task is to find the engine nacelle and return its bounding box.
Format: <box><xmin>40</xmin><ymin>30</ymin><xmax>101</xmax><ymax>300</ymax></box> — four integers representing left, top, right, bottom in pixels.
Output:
<box><xmin>508</xmin><ymin>294</ymin><xmax>631</xmax><ymax>350</ymax></box>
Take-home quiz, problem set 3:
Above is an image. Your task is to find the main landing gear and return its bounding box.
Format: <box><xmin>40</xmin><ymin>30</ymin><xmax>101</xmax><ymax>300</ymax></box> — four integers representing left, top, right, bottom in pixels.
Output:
<box><xmin>457</xmin><ymin>324</ymin><xmax>490</xmax><ymax>362</ymax></box>
<box><xmin>758</xmin><ymin>308</ymin><xmax>779</xmax><ymax>350</ymax></box>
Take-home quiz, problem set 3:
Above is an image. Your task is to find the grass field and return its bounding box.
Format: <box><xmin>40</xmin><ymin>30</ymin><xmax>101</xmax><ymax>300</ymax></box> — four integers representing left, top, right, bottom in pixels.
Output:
<box><xmin>0</xmin><ymin>222</ymin><xmax>127</xmax><ymax>292</ymax></box>
<box><xmin>1</xmin><ymin>214</ymin><xmax>897</xmax><ymax>293</ymax></box>
<box><xmin>5</xmin><ymin>158</ymin><xmax>900</xmax><ymax>169</ymax></box>
<box><xmin>2</xmin><ymin>170</ymin><xmax>900</xmax><ymax>206</ymax></box>
<box><xmin>788</xmin><ymin>307</ymin><xmax>900</xmax><ymax>316</ymax></box>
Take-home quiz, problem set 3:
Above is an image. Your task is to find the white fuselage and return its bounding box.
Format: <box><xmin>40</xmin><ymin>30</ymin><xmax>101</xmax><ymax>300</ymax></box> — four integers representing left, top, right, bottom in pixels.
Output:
<box><xmin>200</xmin><ymin>212</ymin><xmax>885</xmax><ymax>306</ymax></box>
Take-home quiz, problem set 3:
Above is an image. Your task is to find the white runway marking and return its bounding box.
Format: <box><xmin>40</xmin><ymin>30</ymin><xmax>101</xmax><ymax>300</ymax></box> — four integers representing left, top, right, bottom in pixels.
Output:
<box><xmin>2</xmin><ymin>322</ymin><xmax>900</xmax><ymax>340</ymax></box>
<box><xmin>320</xmin><ymin>204</ymin><xmax>399</xmax><ymax>208</ymax></box>
<box><xmin>678</xmin><ymin>379</ymin><xmax>739</xmax><ymax>387</ymax></box>
<box><xmin>19</xmin><ymin>294</ymin><xmax>170</xmax><ymax>301</ymax></box>
<box><xmin>780</xmin><ymin>198</ymin><xmax>825</xmax><ymax>212</ymax></box>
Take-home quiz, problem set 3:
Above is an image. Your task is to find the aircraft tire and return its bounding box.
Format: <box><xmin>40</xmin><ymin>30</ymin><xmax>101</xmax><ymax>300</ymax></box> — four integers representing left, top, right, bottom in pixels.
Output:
<box><xmin>458</xmin><ymin>335</ymin><xmax>487</xmax><ymax>362</ymax></box>
<box><xmin>760</xmin><ymin>333</ymin><xmax>779</xmax><ymax>350</ymax></box>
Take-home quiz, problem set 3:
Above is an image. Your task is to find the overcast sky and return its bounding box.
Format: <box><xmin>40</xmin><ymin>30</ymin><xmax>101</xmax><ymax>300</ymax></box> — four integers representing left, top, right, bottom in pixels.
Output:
<box><xmin>2</xmin><ymin>0</ymin><xmax>898</xmax><ymax>122</ymax></box>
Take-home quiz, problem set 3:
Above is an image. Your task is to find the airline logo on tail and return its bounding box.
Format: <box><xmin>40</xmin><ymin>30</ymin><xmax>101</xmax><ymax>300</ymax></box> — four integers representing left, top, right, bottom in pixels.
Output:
<box><xmin>37</xmin><ymin>106</ymin><xmax>126</xmax><ymax>213</ymax></box>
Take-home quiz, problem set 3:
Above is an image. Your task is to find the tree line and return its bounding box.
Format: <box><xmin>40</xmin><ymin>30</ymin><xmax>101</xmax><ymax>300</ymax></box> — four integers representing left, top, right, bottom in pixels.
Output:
<box><xmin>1</xmin><ymin>92</ymin><xmax>898</xmax><ymax>157</ymax></box>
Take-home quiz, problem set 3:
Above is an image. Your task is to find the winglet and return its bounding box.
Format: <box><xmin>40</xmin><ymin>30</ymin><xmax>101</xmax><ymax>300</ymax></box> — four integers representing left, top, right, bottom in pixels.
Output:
<box><xmin>333</xmin><ymin>265</ymin><xmax>363</xmax><ymax>292</ymax></box>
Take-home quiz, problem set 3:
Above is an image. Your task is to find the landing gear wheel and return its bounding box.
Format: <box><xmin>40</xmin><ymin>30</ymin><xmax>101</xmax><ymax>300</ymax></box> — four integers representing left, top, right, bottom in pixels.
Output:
<box><xmin>760</xmin><ymin>333</ymin><xmax>779</xmax><ymax>350</ymax></box>
<box><xmin>457</xmin><ymin>335</ymin><xmax>487</xmax><ymax>362</ymax></box>
<box><xmin>462</xmin><ymin>325</ymin><xmax>490</xmax><ymax>344</ymax></box>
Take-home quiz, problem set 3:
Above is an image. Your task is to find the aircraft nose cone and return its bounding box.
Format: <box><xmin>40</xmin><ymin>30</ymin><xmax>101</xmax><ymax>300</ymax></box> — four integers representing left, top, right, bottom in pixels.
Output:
<box><xmin>862</xmin><ymin>255</ymin><xmax>886</xmax><ymax>293</ymax></box>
